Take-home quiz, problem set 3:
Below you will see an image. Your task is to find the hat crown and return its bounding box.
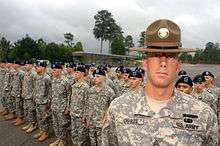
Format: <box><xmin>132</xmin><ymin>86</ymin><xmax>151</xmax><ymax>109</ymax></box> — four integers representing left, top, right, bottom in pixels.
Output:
<box><xmin>145</xmin><ymin>19</ymin><xmax>181</xmax><ymax>47</ymax></box>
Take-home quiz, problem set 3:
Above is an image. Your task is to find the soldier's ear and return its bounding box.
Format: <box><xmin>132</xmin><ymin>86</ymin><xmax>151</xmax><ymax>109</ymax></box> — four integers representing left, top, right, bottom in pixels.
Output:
<box><xmin>142</xmin><ymin>59</ymin><xmax>148</xmax><ymax>72</ymax></box>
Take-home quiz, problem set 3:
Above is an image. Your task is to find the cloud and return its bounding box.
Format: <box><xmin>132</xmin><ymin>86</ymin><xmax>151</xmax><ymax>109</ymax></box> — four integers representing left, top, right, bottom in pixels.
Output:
<box><xmin>0</xmin><ymin>0</ymin><xmax>220</xmax><ymax>52</ymax></box>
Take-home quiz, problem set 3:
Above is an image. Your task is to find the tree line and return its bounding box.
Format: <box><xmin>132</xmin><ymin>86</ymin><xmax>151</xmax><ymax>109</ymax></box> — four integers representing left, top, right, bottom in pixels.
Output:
<box><xmin>0</xmin><ymin>33</ymin><xmax>83</xmax><ymax>62</ymax></box>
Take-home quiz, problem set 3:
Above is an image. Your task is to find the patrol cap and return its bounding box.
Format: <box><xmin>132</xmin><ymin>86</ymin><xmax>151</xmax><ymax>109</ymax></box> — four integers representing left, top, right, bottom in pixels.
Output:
<box><xmin>178</xmin><ymin>70</ymin><xmax>187</xmax><ymax>76</ymax></box>
<box><xmin>175</xmin><ymin>76</ymin><xmax>193</xmax><ymax>87</ymax></box>
<box><xmin>115</xmin><ymin>66</ymin><xmax>124</xmax><ymax>73</ymax></box>
<box><xmin>202</xmin><ymin>71</ymin><xmax>214</xmax><ymax>78</ymax></box>
<box><xmin>129</xmin><ymin>19</ymin><xmax>196</xmax><ymax>53</ymax></box>
<box><xmin>129</xmin><ymin>70</ymin><xmax>143</xmax><ymax>78</ymax></box>
<box><xmin>92</xmin><ymin>68</ymin><xmax>106</xmax><ymax>77</ymax></box>
<box><xmin>75</xmin><ymin>66</ymin><xmax>86</xmax><ymax>73</ymax></box>
<box><xmin>193</xmin><ymin>75</ymin><xmax>205</xmax><ymax>83</ymax></box>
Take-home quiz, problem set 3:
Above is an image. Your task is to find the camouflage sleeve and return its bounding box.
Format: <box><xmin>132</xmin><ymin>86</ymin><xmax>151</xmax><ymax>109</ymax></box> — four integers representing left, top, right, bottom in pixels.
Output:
<box><xmin>101</xmin><ymin>106</ymin><xmax>118</xmax><ymax>146</ymax></box>
<box><xmin>66</xmin><ymin>82</ymin><xmax>72</xmax><ymax>109</ymax></box>
<box><xmin>45</xmin><ymin>77</ymin><xmax>52</xmax><ymax>104</ymax></box>
<box><xmin>205</xmin><ymin>109</ymin><xmax>218</xmax><ymax>146</ymax></box>
<box><xmin>82</xmin><ymin>87</ymin><xmax>88</xmax><ymax>118</ymax></box>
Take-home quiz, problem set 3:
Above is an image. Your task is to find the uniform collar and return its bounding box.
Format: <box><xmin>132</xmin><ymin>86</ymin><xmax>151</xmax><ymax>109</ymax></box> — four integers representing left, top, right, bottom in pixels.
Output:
<box><xmin>134</xmin><ymin>89</ymin><xmax>182</xmax><ymax>119</ymax></box>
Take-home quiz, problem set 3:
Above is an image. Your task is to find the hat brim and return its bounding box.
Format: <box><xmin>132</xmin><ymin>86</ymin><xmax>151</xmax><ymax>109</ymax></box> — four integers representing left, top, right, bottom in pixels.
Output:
<box><xmin>129</xmin><ymin>47</ymin><xmax>196</xmax><ymax>53</ymax></box>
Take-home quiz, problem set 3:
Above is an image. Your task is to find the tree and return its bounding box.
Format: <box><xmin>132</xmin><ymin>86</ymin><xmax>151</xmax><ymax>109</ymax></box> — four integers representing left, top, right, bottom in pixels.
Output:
<box><xmin>138</xmin><ymin>31</ymin><xmax>145</xmax><ymax>47</ymax></box>
<box><xmin>0</xmin><ymin>37</ymin><xmax>12</xmax><ymax>60</ymax></box>
<box><xmin>73</xmin><ymin>42</ymin><xmax>83</xmax><ymax>52</ymax></box>
<box><xmin>93</xmin><ymin>10</ymin><xmax>118</xmax><ymax>53</ymax></box>
<box><xmin>124</xmin><ymin>35</ymin><xmax>134</xmax><ymax>55</ymax></box>
<box><xmin>178</xmin><ymin>53</ymin><xmax>193</xmax><ymax>63</ymax></box>
<box><xmin>13</xmin><ymin>34</ymin><xmax>39</xmax><ymax>61</ymax></box>
<box><xmin>64</xmin><ymin>33</ymin><xmax>74</xmax><ymax>46</ymax></box>
<box><xmin>111</xmin><ymin>36</ymin><xmax>125</xmax><ymax>55</ymax></box>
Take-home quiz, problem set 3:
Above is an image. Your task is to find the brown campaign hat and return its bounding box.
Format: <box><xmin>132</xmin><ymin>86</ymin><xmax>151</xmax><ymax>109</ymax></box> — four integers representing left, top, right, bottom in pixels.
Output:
<box><xmin>130</xmin><ymin>19</ymin><xmax>196</xmax><ymax>53</ymax></box>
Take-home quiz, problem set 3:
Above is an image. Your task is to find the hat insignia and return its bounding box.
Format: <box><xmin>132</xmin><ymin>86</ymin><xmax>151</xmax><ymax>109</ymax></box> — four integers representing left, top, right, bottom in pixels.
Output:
<box><xmin>158</xmin><ymin>27</ymin><xmax>169</xmax><ymax>39</ymax></box>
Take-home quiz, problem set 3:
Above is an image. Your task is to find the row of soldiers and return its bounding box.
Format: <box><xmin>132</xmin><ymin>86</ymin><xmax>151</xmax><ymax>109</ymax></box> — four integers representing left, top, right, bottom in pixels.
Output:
<box><xmin>0</xmin><ymin>60</ymin><xmax>145</xmax><ymax>146</ymax></box>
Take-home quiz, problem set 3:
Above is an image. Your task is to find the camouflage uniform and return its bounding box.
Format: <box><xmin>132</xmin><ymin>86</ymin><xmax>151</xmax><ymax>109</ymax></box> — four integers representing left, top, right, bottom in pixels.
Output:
<box><xmin>0</xmin><ymin>67</ymin><xmax>7</xmax><ymax>108</ymax></box>
<box><xmin>85</xmin><ymin>84</ymin><xmax>115</xmax><ymax>146</ymax></box>
<box><xmin>191</xmin><ymin>90</ymin><xmax>217</xmax><ymax>114</ymax></box>
<box><xmin>22</xmin><ymin>68</ymin><xmax>37</xmax><ymax>123</ymax></box>
<box><xmin>113</xmin><ymin>79</ymin><xmax>130</xmax><ymax>96</ymax></box>
<box><xmin>69</xmin><ymin>80</ymin><xmax>89</xmax><ymax>146</ymax></box>
<box><xmin>106</xmin><ymin>78</ymin><xmax>119</xmax><ymax>98</ymax></box>
<box><xmin>51</xmin><ymin>76</ymin><xmax>71</xmax><ymax>139</ymax></box>
<box><xmin>4</xmin><ymin>68</ymin><xmax>16</xmax><ymax>112</ymax></box>
<box><xmin>102</xmin><ymin>90</ymin><xmax>218</xmax><ymax>146</ymax></box>
<box><xmin>34</xmin><ymin>73</ymin><xmax>51</xmax><ymax>132</ymax></box>
<box><xmin>84</xmin><ymin>73</ymin><xmax>93</xmax><ymax>87</ymax></box>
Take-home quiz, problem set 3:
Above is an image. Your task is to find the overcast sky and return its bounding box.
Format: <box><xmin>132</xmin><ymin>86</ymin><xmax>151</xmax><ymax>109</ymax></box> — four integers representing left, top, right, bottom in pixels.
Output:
<box><xmin>0</xmin><ymin>0</ymin><xmax>220</xmax><ymax>53</ymax></box>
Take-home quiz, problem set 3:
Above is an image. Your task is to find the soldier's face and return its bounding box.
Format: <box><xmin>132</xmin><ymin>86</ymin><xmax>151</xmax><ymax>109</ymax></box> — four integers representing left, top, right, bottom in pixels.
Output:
<box><xmin>66</xmin><ymin>67</ymin><xmax>73</xmax><ymax>74</ymax></box>
<box><xmin>204</xmin><ymin>76</ymin><xmax>213</xmax><ymax>85</ymax></box>
<box><xmin>194</xmin><ymin>82</ymin><xmax>205</xmax><ymax>92</ymax></box>
<box><xmin>122</xmin><ymin>73</ymin><xmax>129</xmax><ymax>81</ymax></box>
<box><xmin>52</xmin><ymin>68</ymin><xmax>62</xmax><ymax>77</ymax></box>
<box><xmin>93</xmin><ymin>74</ymin><xmax>105</xmax><ymax>85</ymax></box>
<box><xmin>36</xmin><ymin>66</ymin><xmax>44</xmax><ymax>74</ymax></box>
<box><xmin>143</xmin><ymin>53</ymin><xmax>180</xmax><ymax>88</ymax></box>
<box><xmin>129</xmin><ymin>77</ymin><xmax>142</xmax><ymax>89</ymax></box>
<box><xmin>176</xmin><ymin>83</ymin><xmax>192</xmax><ymax>94</ymax></box>
<box><xmin>74</xmin><ymin>71</ymin><xmax>84</xmax><ymax>80</ymax></box>
<box><xmin>116</xmin><ymin>71</ymin><xmax>122</xmax><ymax>78</ymax></box>
<box><xmin>25</xmin><ymin>64</ymin><xmax>32</xmax><ymax>71</ymax></box>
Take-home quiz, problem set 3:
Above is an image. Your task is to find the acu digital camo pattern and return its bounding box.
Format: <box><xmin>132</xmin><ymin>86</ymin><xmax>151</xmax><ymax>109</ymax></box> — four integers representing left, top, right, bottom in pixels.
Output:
<box><xmin>191</xmin><ymin>90</ymin><xmax>218</xmax><ymax>114</ymax></box>
<box><xmin>85</xmin><ymin>84</ymin><xmax>115</xmax><ymax>146</ymax></box>
<box><xmin>102</xmin><ymin>90</ymin><xmax>218</xmax><ymax>146</ymax></box>
<box><xmin>51</xmin><ymin>76</ymin><xmax>71</xmax><ymax>139</ymax></box>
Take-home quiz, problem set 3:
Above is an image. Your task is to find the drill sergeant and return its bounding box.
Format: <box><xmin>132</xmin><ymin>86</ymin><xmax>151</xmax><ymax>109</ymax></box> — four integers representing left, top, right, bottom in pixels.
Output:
<box><xmin>102</xmin><ymin>19</ymin><xmax>218</xmax><ymax>146</ymax></box>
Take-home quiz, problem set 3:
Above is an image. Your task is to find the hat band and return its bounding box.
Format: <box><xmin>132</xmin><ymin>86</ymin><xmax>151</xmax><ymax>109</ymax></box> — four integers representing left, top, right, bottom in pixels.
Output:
<box><xmin>146</xmin><ymin>46</ymin><xmax>179</xmax><ymax>49</ymax></box>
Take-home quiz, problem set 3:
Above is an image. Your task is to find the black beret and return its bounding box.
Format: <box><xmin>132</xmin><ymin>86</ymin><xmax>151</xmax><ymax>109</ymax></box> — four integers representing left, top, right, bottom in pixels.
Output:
<box><xmin>129</xmin><ymin>70</ymin><xmax>143</xmax><ymax>78</ymax></box>
<box><xmin>97</xmin><ymin>65</ymin><xmax>107</xmax><ymax>71</ymax></box>
<box><xmin>123</xmin><ymin>68</ymin><xmax>132</xmax><ymax>74</ymax></box>
<box><xmin>115</xmin><ymin>66</ymin><xmax>124</xmax><ymax>73</ymax></box>
<box><xmin>75</xmin><ymin>66</ymin><xmax>86</xmax><ymax>73</ymax></box>
<box><xmin>93</xmin><ymin>68</ymin><xmax>106</xmax><ymax>77</ymax></box>
<box><xmin>36</xmin><ymin>61</ymin><xmax>47</xmax><ymax>68</ymax></box>
<box><xmin>178</xmin><ymin>70</ymin><xmax>187</xmax><ymax>76</ymax></box>
<box><xmin>193</xmin><ymin>75</ymin><xmax>205</xmax><ymax>83</ymax></box>
<box><xmin>175</xmin><ymin>76</ymin><xmax>193</xmax><ymax>87</ymax></box>
<box><xmin>202</xmin><ymin>71</ymin><xmax>214</xmax><ymax>78</ymax></box>
<box><xmin>51</xmin><ymin>62</ymin><xmax>62</xmax><ymax>69</ymax></box>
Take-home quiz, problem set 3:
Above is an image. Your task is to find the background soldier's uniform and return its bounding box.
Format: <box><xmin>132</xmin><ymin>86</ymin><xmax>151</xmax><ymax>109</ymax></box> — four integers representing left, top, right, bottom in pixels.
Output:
<box><xmin>102</xmin><ymin>90</ymin><xmax>218</xmax><ymax>146</ymax></box>
<box><xmin>69</xmin><ymin>80</ymin><xmax>89</xmax><ymax>146</ymax></box>
<box><xmin>34</xmin><ymin>73</ymin><xmax>51</xmax><ymax>132</ymax></box>
<box><xmin>51</xmin><ymin>76</ymin><xmax>71</xmax><ymax>140</ymax></box>
<box><xmin>85</xmin><ymin>84</ymin><xmax>115</xmax><ymax>146</ymax></box>
<box><xmin>22</xmin><ymin>68</ymin><xmax>37</xmax><ymax>123</ymax></box>
<box><xmin>0</xmin><ymin>67</ymin><xmax>7</xmax><ymax>109</ymax></box>
<box><xmin>11</xmin><ymin>68</ymin><xmax>25</xmax><ymax>117</ymax></box>
<box><xmin>192</xmin><ymin>90</ymin><xmax>218</xmax><ymax>114</ymax></box>
<box><xmin>5</xmin><ymin>67</ymin><xmax>16</xmax><ymax>113</ymax></box>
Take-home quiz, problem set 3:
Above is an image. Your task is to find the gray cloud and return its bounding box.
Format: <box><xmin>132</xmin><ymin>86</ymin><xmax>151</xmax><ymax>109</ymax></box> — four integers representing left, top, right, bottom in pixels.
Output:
<box><xmin>0</xmin><ymin>0</ymin><xmax>220</xmax><ymax>53</ymax></box>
